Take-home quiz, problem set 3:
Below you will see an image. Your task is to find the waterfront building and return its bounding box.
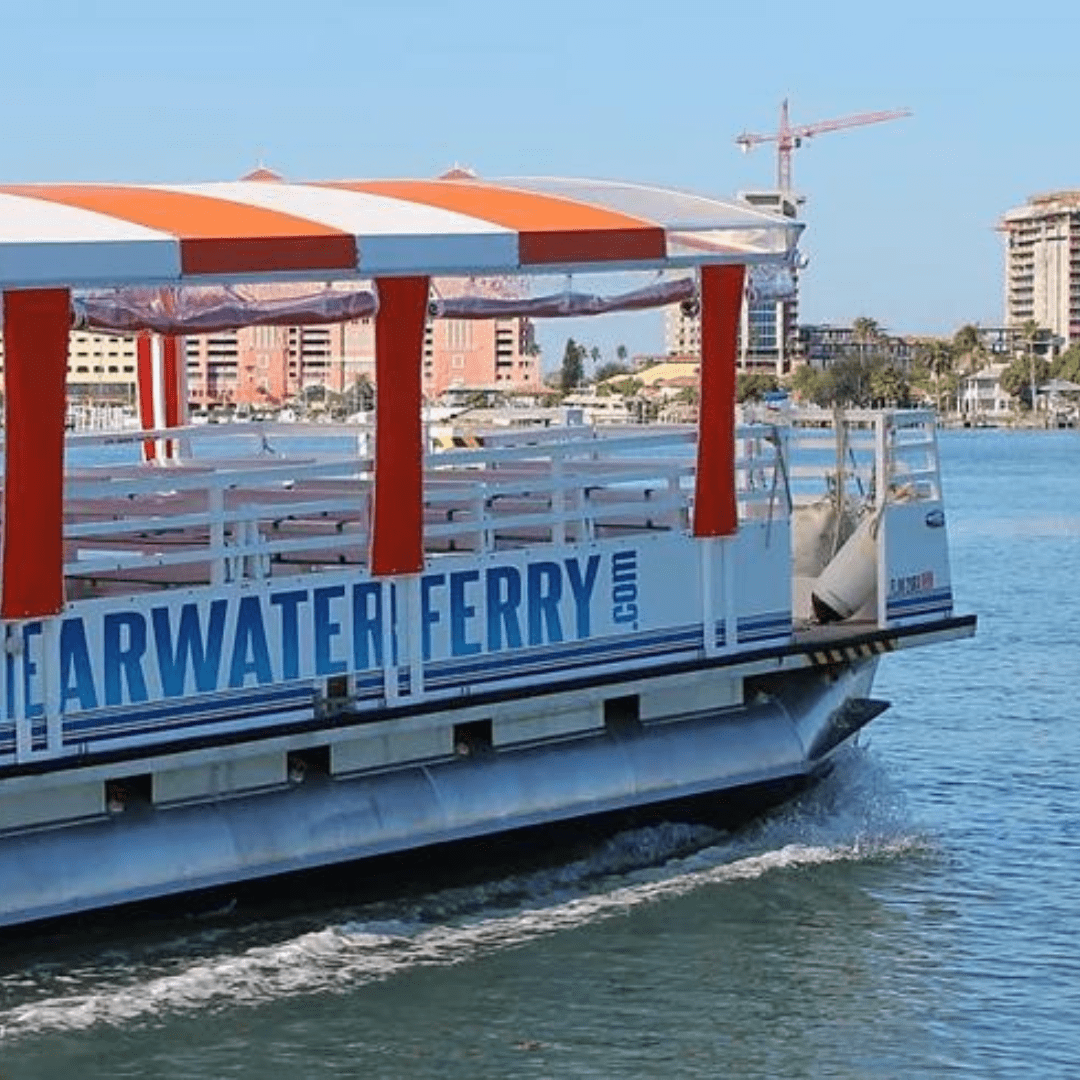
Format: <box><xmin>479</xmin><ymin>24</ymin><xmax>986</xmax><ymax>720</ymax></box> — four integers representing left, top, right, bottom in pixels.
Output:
<box><xmin>971</xmin><ymin>325</ymin><xmax>1056</xmax><ymax>359</ymax></box>
<box><xmin>958</xmin><ymin>362</ymin><xmax>1013</xmax><ymax>418</ymax></box>
<box><xmin>423</xmin><ymin>277</ymin><xmax>540</xmax><ymax>398</ymax></box>
<box><xmin>184</xmin><ymin>279</ymin><xmax>539</xmax><ymax>408</ymax></box>
<box><xmin>999</xmin><ymin>191</ymin><xmax>1080</xmax><ymax>345</ymax></box>
<box><xmin>184</xmin><ymin>315</ymin><xmax>376</xmax><ymax>410</ymax></box>
<box><xmin>796</xmin><ymin>323</ymin><xmax>913</xmax><ymax>371</ymax></box>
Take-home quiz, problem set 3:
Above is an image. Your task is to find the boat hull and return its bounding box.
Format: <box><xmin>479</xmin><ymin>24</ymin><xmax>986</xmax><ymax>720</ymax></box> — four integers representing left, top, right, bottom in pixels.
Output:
<box><xmin>0</xmin><ymin>658</ymin><xmax>882</xmax><ymax>928</ymax></box>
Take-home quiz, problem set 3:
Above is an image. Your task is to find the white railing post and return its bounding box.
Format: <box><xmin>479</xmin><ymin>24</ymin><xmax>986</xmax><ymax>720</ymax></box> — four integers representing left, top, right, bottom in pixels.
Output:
<box><xmin>208</xmin><ymin>485</ymin><xmax>227</xmax><ymax>585</ymax></box>
<box><xmin>7</xmin><ymin>625</ymin><xmax>32</xmax><ymax>763</ymax></box>
<box><xmin>722</xmin><ymin>535</ymin><xmax>738</xmax><ymax>653</ymax></box>
<box><xmin>875</xmin><ymin>413</ymin><xmax>890</xmax><ymax>628</ymax></box>
<box><xmin>382</xmin><ymin>581</ymin><xmax>399</xmax><ymax>703</ymax></box>
<box><xmin>700</xmin><ymin>538</ymin><xmax>717</xmax><ymax>656</ymax></box>
<box><xmin>551</xmin><ymin>446</ymin><xmax>566</xmax><ymax>546</ymax></box>
<box><xmin>42</xmin><ymin>616</ymin><xmax>62</xmax><ymax>755</ymax></box>
<box><xmin>405</xmin><ymin>574</ymin><xmax>424</xmax><ymax>700</ymax></box>
<box><xmin>473</xmin><ymin>485</ymin><xmax>489</xmax><ymax>553</ymax></box>
<box><xmin>667</xmin><ymin>466</ymin><xmax>682</xmax><ymax>531</ymax></box>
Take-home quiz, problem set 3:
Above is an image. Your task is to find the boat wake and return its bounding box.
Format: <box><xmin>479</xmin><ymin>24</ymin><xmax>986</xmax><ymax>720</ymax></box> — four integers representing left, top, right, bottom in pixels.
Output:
<box><xmin>0</xmin><ymin>745</ymin><xmax>925</xmax><ymax>1041</ymax></box>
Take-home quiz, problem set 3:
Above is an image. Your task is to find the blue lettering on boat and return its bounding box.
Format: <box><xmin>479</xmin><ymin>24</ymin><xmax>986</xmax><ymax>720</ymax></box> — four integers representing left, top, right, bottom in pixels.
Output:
<box><xmin>611</xmin><ymin>549</ymin><xmax>639</xmax><ymax>627</ymax></box>
<box><xmin>25</xmin><ymin>551</ymin><xmax>628</xmax><ymax>713</ymax></box>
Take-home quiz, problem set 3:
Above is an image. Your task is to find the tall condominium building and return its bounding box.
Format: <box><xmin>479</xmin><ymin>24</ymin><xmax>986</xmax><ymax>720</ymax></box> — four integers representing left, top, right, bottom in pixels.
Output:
<box><xmin>664</xmin><ymin>190</ymin><xmax>800</xmax><ymax>374</ymax></box>
<box><xmin>999</xmin><ymin>191</ymin><xmax>1080</xmax><ymax>344</ymax></box>
<box><xmin>423</xmin><ymin>277</ymin><xmax>539</xmax><ymax>398</ymax></box>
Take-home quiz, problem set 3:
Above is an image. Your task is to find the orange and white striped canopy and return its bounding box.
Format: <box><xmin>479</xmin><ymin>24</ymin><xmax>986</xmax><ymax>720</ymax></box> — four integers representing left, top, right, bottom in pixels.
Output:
<box><xmin>0</xmin><ymin>176</ymin><xmax>800</xmax><ymax>289</ymax></box>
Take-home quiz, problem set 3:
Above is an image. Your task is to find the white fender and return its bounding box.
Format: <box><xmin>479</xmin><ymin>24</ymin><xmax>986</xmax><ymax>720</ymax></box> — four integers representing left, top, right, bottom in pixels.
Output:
<box><xmin>811</xmin><ymin>511</ymin><xmax>878</xmax><ymax>622</ymax></box>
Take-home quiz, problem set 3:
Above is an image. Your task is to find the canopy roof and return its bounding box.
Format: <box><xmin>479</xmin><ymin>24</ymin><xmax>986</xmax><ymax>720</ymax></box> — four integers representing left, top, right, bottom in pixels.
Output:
<box><xmin>0</xmin><ymin>175</ymin><xmax>801</xmax><ymax>290</ymax></box>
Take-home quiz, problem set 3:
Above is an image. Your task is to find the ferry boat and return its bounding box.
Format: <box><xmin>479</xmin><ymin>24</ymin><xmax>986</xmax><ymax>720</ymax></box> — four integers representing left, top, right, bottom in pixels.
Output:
<box><xmin>0</xmin><ymin>175</ymin><xmax>975</xmax><ymax>927</ymax></box>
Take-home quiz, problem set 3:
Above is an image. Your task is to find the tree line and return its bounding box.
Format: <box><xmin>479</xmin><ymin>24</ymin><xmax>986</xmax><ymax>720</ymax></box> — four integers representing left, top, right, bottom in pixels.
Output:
<box><xmin>792</xmin><ymin>318</ymin><xmax>1080</xmax><ymax>411</ymax></box>
<box><xmin>554</xmin><ymin>319</ymin><xmax>1080</xmax><ymax>410</ymax></box>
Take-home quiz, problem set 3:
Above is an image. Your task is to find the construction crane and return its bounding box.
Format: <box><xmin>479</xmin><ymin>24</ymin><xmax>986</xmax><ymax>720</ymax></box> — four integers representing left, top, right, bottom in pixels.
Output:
<box><xmin>736</xmin><ymin>99</ymin><xmax>912</xmax><ymax>193</ymax></box>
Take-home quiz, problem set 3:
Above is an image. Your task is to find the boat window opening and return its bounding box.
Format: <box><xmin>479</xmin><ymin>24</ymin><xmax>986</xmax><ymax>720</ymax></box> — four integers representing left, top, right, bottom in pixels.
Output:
<box><xmin>604</xmin><ymin>694</ymin><xmax>641</xmax><ymax>734</ymax></box>
<box><xmin>287</xmin><ymin>746</ymin><xmax>330</xmax><ymax>784</ymax></box>
<box><xmin>453</xmin><ymin>719</ymin><xmax>493</xmax><ymax>757</ymax></box>
<box><xmin>105</xmin><ymin>773</ymin><xmax>152</xmax><ymax>814</ymax></box>
<box><xmin>325</xmin><ymin>675</ymin><xmax>349</xmax><ymax>701</ymax></box>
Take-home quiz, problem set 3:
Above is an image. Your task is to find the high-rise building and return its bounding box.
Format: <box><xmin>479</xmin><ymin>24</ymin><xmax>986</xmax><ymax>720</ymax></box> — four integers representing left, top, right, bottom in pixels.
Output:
<box><xmin>185</xmin><ymin>318</ymin><xmax>376</xmax><ymax>409</ymax></box>
<box><xmin>999</xmin><ymin>191</ymin><xmax>1080</xmax><ymax>344</ymax></box>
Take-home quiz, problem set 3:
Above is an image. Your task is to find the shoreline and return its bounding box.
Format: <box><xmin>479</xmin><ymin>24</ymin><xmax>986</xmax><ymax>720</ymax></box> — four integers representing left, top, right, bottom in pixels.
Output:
<box><xmin>940</xmin><ymin>414</ymin><xmax>1078</xmax><ymax>430</ymax></box>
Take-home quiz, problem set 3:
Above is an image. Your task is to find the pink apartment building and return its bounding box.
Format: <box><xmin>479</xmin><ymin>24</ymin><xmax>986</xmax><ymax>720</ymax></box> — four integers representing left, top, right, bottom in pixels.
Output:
<box><xmin>186</xmin><ymin>319</ymin><xmax>377</xmax><ymax>408</ymax></box>
<box><xmin>186</xmin><ymin>297</ymin><xmax>540</xmax><ymax>408</ymax></box>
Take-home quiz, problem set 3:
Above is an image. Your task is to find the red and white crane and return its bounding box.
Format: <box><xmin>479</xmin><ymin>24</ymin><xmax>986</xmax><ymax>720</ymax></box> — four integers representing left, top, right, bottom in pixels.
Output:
<box><xmin>736</xmin><ymin>99</ymin><xmax>912</xmax><ymax>193</ymax></box>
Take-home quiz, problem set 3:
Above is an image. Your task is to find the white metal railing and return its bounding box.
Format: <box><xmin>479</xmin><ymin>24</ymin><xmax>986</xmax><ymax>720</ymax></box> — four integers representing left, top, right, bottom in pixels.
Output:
<box><xmin>58</xmin><ymin>422</ymin><xmax>786</xmax><ymax>595</ymax></box>
<box><xmin>778</xmin><ymin>408</ymin><xmax>945</xmax><ymax>629</ymax></box>
<box><xmin>0</xmin><ymin>411</ymin><xmax>955</xmax><ymax>769</ymax></box>
<box><xmin>784</xmin><ymin>408</ymin><xmax>941</xmax><ymax>506</ymax></box>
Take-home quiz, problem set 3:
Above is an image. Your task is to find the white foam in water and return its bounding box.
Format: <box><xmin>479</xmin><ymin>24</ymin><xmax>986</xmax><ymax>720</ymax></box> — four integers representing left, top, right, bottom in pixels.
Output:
<box><xmin>0</xmin><ymin>746</ymin><xmax>925</xmax><ymax>1041</ymax></box>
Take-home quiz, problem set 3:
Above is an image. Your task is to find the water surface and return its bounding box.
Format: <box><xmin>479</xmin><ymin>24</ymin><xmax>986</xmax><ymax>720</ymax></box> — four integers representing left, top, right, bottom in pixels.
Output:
<box><xmin>2</xmin><ymin>428</ymin><xmax>1078</xmax><ymax>1078</ymax></box>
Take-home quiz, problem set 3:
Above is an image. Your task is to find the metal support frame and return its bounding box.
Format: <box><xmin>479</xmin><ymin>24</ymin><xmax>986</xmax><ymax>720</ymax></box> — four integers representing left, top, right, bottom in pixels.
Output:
<box><xmin>694</xmin><ymin>264</ymin><xmax>745</xmax><ymax>538</ymax></box>
<box><xmin>2</xmin><ymin>288</ymin><xmax>70</xmax><ymax>620</ymax></box>
<box><xmin>370</xmin><ymin>276</ymin><xmax>430</xmax><ymax>576</ymax></box>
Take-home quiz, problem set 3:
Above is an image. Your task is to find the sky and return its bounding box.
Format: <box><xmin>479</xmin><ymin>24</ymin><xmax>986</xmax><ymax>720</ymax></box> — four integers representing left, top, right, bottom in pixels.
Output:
<box><xmin>2</xmin><ymin>0</ymin><xmax>1078</xmax><ymax>365</ymax></box>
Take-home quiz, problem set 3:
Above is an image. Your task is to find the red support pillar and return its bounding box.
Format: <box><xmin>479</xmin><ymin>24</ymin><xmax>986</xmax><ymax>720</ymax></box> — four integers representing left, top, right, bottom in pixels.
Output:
<box><xmin>136</xmin><ymin>331</ymin><xmax>159</xmax><ymax>462</ymax></box>
<box><xmin>370</xmin><ymin>276</ymin><xmax>430</xmax><ymax>576</ymax></box>
<box><xmin>2</xmin><ymin>288</ymin><xmax>71</xmax><ymax>619</ymax></box>
<box><xmin>162</xmin><ymin>335</ymin><xmax>185</xmax><ymax>429</ymax></box>
<box><xmin>693</xmin><ymin>264</ymin><xmax>746</xmax><ymax>538</ymax></box>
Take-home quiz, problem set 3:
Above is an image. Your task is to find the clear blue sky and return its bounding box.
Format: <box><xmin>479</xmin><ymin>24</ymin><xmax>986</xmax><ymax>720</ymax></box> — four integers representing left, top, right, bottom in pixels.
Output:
<box><xmin>2</xmin><ymin>0</ymin><xmax>1076</xmax><ymax>363</ymax></box>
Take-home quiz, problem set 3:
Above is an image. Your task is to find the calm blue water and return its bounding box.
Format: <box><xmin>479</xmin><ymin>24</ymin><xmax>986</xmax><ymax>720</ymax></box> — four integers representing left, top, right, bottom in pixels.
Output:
<box><xmin>2</xmin><ymin>428</ymin><xmax>1079</xmax><ymax>1079</ymax></box>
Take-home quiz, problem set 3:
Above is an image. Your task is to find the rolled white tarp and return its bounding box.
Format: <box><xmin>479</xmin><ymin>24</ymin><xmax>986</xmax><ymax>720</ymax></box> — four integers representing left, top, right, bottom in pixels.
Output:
<box><xmin>70</xmin><ymin>276</ymin><xmax>700</xmax><ymax>335</ymax></box>
<box><xmin>429</xmin><ymin>276</ymin><xmax>697</xmax><ymax>319</ymax></box>
<box><xmin>72</xmin><ymin>285</ymin><xmax>379</xmax><ymax>336</ymax></box>
<box><xmin>747</xmin><ymin>263</ymin><xmax>798</xmax><ymax>302</ymax></box>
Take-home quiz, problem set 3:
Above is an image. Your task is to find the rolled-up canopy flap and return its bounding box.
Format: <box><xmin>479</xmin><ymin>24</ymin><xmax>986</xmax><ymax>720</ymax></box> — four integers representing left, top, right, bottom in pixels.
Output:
<box><xmin>72</xmin><ymin>284</ymin><xmax>379</xmax><ymax>336</ymax></box>
<box><xmin>430</xmin><ymin>276</ymin><xmax>696</xmax><ymax>318</ymax></box>
<box><xmin>69</xmin><ymin>276</ymin><xmax>703</xmax><ymax>335</ymax></box>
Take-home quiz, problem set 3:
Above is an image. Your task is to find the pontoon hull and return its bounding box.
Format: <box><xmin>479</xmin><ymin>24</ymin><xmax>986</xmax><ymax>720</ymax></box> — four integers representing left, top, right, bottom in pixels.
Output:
<box><xmin>0</xmin><ymin>659</ymin><xmax>881</xmax><ymax>928</ymax></box>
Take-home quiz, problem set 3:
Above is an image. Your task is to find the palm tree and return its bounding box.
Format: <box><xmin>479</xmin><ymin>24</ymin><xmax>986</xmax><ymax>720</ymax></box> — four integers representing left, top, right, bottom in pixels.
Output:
<box><xmin>919</xmin><ymin>339</ymin><xmax>955</xmax><ymax>416</ymax></box>
<box><xmin>851</xmin><ymin>317</ymin><xmax>882</xmax><ymax>359</ymax></box>
<box><xmin>1021</xmin><ymin>319</ymin><xmax>1044</xmax><ymax>411</ymax></box>
<box><xmin>952</xmin><ymin>324</ymin><xmax>985</xmax><ymax>377</ymax></box>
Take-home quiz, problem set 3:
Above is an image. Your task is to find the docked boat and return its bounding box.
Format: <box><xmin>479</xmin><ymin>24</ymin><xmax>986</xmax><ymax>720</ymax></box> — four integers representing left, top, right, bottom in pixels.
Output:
<box><xmin>0</xmin><ymin>175</ymin><xmax>974</xmax><ymax>927</ymax></box>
